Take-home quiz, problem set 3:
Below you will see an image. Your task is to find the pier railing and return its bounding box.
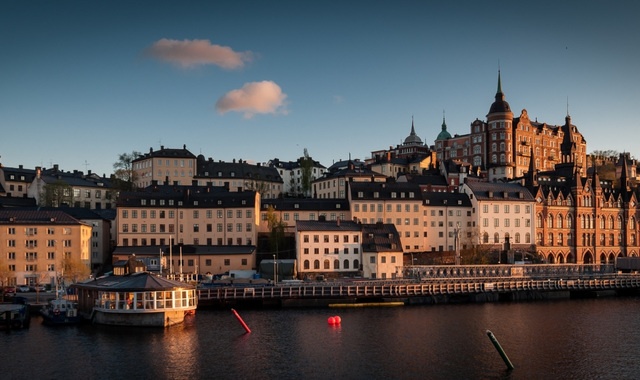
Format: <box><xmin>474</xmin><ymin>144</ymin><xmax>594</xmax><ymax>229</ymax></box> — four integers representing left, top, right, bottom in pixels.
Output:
<box><xmin>404</xmin><ymin>263</ymin><xmax>615</xmax><ymax>280</ymax></box>
<box><xmin>197</xmin><ymin>264</ymin><xmax>640</xmax><ymax>303</ymax></box>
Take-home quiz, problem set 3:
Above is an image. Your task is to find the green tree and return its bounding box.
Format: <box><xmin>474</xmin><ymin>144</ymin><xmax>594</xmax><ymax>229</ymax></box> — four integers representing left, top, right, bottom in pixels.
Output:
<box><xmin>300</xmin><ymin>148</ymin><xmax>313</xmax><ymax>197</ymax></box>
<box><xmin>41</xmin><ymin>180</ymin><xmax>74</xmax><ymax>207</ymax></box>
<box><xmin>113</xmin><ymin>151</ymin><xmax>141</xmax><ymax>191</ymax></box>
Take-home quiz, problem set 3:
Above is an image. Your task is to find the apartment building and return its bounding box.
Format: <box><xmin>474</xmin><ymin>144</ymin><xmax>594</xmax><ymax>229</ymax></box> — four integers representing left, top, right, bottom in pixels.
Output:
<box><xmin>460</xmin><ymin>180</ymin><xmax>535</xmax><ymax>254</ymax></box>
<box><xmin>361</xmin><ymin>223</ymin><xmax>403</xmax><ymax>279</ymax></box>
<box><xmin>422</xmin><ymin>192</ymin><xmax>473</xmax><ymax>252</ymax></box>
<box><xmin>133</xmin><ymin>145</ymin><xmax>197</xmax><ymax>188</ymax></box>
<box><xmin>116</xmin><ymin>182</ymin><xmax>260</xmax><ymax>248</ymax></box>
<box><xmin>195</xmin><ymin>157</ymin><xmax>283</xmax><ymax>199</ymax></box>
<box><xmin>28</xmin><ymin>165</ymin><xmax>115</xmax><ymax>210</ymax></box>
<box><xmin>0</xmin><ymin>209</ymin><xmax>92</xmax><ymax>286</ymax></box>
<box><xmin>348</xmin><ymin>181</ymin><xmax>425</xmax><ymax>253</ymax></box>
<box><xmin>268</xmin><ymin>156</ymin><xmax>327</xmax><ymax>197</ymax></box>
<box><xmin>313</xmin><ymin>160</ymin><xmax>386</xmax><ymax>199</ymax></box>
<box><xmin>295</xmin><ymin>219</ymin><xmax>362</xmax><ymax>279</ymax></box>
<box><xmin>0</xmin><ymin>164</ymin><xmax>36</xmax><ymax>198</ymax></box>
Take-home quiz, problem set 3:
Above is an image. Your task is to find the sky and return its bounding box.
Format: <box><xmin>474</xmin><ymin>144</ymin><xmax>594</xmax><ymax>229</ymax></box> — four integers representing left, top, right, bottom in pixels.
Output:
<box><xmin>2</xmin><ymin>0</ymin><xmax>640</xmax><ymax>177</ymax></box>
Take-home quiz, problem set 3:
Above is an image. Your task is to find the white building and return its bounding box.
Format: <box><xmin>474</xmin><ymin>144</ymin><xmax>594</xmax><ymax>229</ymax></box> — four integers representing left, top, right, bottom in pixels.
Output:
<box><xmin>295</xmin><ymin>219</ymin><xmax>362</xmax><ymax>279</ymax></box>
<box><xmin>460</xmin><ymin>181</ymin><xmax>535</xmax><ymax>253</ymax></box>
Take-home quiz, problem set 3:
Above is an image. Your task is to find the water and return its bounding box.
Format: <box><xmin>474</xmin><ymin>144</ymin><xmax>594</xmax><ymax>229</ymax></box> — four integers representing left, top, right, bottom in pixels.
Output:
<box><xmin>3</xmin><ymin>297</ymin><xmax>640</xmax><ymax>380</ymax></box>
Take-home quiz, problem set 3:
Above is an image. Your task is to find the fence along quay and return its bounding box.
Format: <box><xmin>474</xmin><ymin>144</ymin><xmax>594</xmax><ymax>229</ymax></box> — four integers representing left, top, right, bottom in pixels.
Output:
<box><xmin>196</xmin><ymin>264</ymin><xmax>640</xmax><ymax>308</ymax></box>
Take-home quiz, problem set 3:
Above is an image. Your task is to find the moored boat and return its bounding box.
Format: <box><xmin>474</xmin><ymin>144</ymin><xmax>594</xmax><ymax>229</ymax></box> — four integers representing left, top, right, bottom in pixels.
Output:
<box><xmin>40</xmin><ymin>298</ymin><xmax>83</xmax><ymax>325</ymax></box>
<box><xmin>0</xmin><ymin>300</ymin><xmax>30</xmax><ymax>329</ymax></box>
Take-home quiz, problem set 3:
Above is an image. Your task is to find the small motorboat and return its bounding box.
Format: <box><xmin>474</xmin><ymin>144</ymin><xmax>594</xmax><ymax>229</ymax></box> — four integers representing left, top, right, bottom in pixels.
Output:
<box><xmin>40</xmin><ymin>298</ymin><xmax>83</xmax><ymax>326</ymax></box>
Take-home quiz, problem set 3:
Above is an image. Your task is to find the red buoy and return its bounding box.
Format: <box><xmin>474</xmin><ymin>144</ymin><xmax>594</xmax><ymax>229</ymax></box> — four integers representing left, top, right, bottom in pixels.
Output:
<box><xmin>334</xmin><ymin>316</ymin><xmax>341</xmax><ymax>324</ymax></box>
<box><xmin>327</xmin><ymin>316</ymin><xmax>336</xmax><ymax>325</ymax></box>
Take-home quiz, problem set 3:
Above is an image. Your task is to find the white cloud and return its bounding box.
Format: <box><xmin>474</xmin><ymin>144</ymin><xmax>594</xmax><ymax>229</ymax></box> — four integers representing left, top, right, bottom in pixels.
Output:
<box><xmin>144</xmin><ymin>38</ymin><xmax>252</xmax><ymax>69</ymax></box>
<box><xmin>215</xmin><ymin>81</ymin><xmax>288</xmax><ymax>118</ymax></box>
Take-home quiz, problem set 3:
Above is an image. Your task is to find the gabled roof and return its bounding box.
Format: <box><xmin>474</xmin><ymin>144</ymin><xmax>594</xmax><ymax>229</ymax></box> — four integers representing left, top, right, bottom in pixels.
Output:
<box><xmin>2</xmin><ymin>166</ymin><xmax>37</xmax><ymax>183</ymax></box>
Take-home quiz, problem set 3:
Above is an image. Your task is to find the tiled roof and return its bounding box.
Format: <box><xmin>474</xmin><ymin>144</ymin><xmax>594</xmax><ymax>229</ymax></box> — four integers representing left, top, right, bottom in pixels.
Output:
<box><xmin>196</xmin><ymin>158</ymin><xmax>282</xmax><ymax>183</ymax></box>
<box><xmin>348</xmin><ymin>181</ymin><xmax>422</xmax><ymax>199</ymax></box>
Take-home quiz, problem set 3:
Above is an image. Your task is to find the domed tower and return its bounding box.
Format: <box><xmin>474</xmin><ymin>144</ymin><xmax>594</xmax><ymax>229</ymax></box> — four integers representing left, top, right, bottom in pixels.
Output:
<box><xmin>486</xmin><ymin>71</ymin><xmax>514</xmax><ymax>181</ymax></box>
<box><xmin>436</xmin><ymin>113</ymin><xmax>452</xmax><ymax>141</ymax></box>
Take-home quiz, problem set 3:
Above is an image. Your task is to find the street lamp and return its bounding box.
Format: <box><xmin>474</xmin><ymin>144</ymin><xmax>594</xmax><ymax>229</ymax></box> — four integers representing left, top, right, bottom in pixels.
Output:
<box><xmin>169</xmin><ymin>235</ymin><xmax>173</xmax><ymax>276</ymax></box>
<box><xmin>273</xmin><ymin>254</ymin><xmax>277</xmax><ymax>285</ymax></box>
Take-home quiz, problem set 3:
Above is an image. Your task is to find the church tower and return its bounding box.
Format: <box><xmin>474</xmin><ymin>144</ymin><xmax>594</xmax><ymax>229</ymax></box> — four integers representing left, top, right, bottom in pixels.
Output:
<box><xmin>486</xmin><ymin>71</ymin><xmax>514</xmax><ymax>181</ymax></box>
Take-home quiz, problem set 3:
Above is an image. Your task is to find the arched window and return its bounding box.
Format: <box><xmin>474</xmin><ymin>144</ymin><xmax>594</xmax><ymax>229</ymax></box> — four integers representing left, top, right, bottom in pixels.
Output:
<box><xmin>558</xmin><ymin>233</ymin><xmax>563</xmax><ymax>245</ymax></box>
<box><xmin>548</xmin><ymin>214</ymin><xmax>554</xmax><ymax>228</ymax></box>
<box><xmin>537</xmin><ymin>214</ymin><xmax>543</xmax><ymax>228</ymax></box>
<box><xmin>334</xmin><ymin>259</ymin><xmax>340</xmax><ymax>270</ymax></box>
<box><xmin>600</xmin><ymin>216</ymin><xmax>605</xmax><ymax>229</ymax></box>
<box><xmin>548</xmin><ymin>233</ymin><xmax>554</xmax><ymax>246</ymax></box>
<box><xmin>567</xmin><ymin>214</ymin><xmax>573</xmax><ymax>228</ymax></box>
<box><xmin>515</xmin><ymin>232</ymin><xmax>521</xmax><ymax>244</ymax></box>
<box><xmin>631</xmin><ymin>217</ymin><xmax>636</xmax><ymax>229</ymax></box>
<box><xmin>314</xmin><ymin>260</ymin><xmax>320</xmax><ymax>270</ymax></box>
<box><xmin>304</xmin><ymin>260</ymin><xmax>310</xmax><ymax>270</ymax></box>
<box><xmin>492</xmin><ymin>154</ymin><xmax>497</xmax><ymax>164</ymax></box>
<box><xmin>494</xmin><ymin>233</ymin><xmax>500</xmax><ymax>243</ymax></box>
<box><xmin>354</xmin><ymin>259</ymin><xmax>360</xmax><ymax>270</ymax></box>
<box><xmin>557</xmin><ymin>215</ymin><xmax>563</xmax><ymax>228</ymax></box>
<box><xmin>324</xmin><ymin>259</ymin><xmax>330</xmax><ymax>270</ymax></box>
<box><xmin>525</xmin><ymin>233</ymin><xmax>531</xmax><ymax>244</ymax></box>
<box><xmin>483</xmin><ymin>232</ymin><xmax>489</xmax><ymax>244</ymax></box>
<box><xmin>343</xmin><ymin>259</ymin><xmax>350</xmax><ymax>269</ymax></box>
<box><xmin>617</xmin><ymin>216</ymin><xmax>622</xmax><ymax>229</ymax></box>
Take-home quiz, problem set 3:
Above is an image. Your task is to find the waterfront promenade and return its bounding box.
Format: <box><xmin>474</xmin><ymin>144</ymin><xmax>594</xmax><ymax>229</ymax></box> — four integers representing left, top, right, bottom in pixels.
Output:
<box><xmin>197</xmin><ymin>264</ymin><xmax>640</xmax><ymax>307</ymax></box>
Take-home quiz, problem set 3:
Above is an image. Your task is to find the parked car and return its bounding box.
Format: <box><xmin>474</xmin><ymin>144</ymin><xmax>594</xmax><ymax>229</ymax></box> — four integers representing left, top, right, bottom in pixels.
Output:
<box><xmin>30</xmin><ymin>284</ymin><xmax>46</xmax><ymax>292</ymax></box>
<box><xmin>17</xmin><ymin>285</ymin><xmax>31</xmax><ymax>293</ymax></box>
<box><xmin>3</xmin><ymin>286</ymin><xmax>16</xmax><ymax>297</ymax></box>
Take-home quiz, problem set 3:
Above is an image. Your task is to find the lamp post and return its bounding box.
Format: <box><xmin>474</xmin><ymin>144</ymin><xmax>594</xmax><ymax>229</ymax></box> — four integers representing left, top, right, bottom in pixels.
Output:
<box><xmin>273</xmin><ymin>254</ymin><xmax>277</xmax><ymax>285</ymax></box>
<box><xmin>169</xmin><ymin>235</ymin><xmax>173</xmax><ymax>276</ymax></box>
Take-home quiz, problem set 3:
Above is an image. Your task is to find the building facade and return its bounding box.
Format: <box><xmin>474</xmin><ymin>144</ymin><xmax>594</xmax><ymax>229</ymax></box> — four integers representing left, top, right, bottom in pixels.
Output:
<box><xmin>0</xmin><ymin>209</ymin><xmax>92</xmax><ymax>286</ymax></box>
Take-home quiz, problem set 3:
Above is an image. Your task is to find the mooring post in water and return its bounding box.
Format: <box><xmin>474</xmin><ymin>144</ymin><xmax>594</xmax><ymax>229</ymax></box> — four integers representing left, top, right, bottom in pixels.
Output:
<box><xmin>486</xmin><ymin>330</ymin><xmax>514</xmax><ymax>370</ymax></box>
<box><xmin>232</xmin><ymin>308</ymin><xmax>251</xmax><ymax>334</ymax></box>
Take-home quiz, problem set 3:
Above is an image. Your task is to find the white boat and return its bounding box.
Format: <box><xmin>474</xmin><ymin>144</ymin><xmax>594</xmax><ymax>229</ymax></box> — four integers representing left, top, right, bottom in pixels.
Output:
<box><xmin>40</xmin><ymin>298</ymin><xmax>83</xmax><ymax>326</ymax></box>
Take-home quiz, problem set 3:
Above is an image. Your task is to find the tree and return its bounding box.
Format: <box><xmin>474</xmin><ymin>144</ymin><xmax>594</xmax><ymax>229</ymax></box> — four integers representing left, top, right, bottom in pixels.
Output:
<box><xmin>300</xmin><ymin>148</ymin><xmax>313</xmax><ymax>197</ymax></box>
<box><xmin>40</xmin><ymin>180</ymin><xmax>74</xmax><ymax>207</ymax></box>
<box><xmin>266</xmin><ymin>206</ymin><xmax>286</xmax><ymax>258</ymax></box>
<box><xmin>0</xmin><ymin>256</ymin><xmax>10</xmax><ymax>302</ymax></box>
<box><xmin>61</xmin><ymin>254</ymin><xmax>91</xmax><ymax>284</ymax></box>
<box><xmin>113</xmin><ymin>151</ymin><xmax>141</xmax><ymax>191</ymax></box>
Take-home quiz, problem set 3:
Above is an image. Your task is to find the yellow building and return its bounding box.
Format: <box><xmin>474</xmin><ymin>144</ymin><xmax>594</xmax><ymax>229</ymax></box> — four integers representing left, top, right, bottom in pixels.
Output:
<box><xmin>0</xmin><ymin>209</ymin><xmax>92</xmax><ymax>287</ymax></box>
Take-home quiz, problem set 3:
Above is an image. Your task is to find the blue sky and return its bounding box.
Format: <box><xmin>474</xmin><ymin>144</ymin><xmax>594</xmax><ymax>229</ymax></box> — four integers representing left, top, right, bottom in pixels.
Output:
<box><xmin>2</xmin><ymin>0</ymin><xmax>639</xmax><ymax>177</ymax></box>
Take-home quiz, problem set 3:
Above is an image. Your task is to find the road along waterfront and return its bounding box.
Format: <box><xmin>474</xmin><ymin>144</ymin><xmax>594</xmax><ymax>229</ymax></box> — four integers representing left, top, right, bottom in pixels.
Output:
<box><xmin>4</xmin><ymin>296</ymin><xmax>640</xmax><ymax>380</ymax></box>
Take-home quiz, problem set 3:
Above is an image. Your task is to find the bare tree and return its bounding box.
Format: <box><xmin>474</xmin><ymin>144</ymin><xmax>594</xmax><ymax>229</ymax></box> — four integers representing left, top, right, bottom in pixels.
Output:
<box><xmin>113</xmin><ymin>151</ymin><xmax>141</xmax><ymax>191</ymax></box>
<box><xmin>61</xmin><ymin>254</ymin><xmax>91</xmax><ymax>284</ymax></box>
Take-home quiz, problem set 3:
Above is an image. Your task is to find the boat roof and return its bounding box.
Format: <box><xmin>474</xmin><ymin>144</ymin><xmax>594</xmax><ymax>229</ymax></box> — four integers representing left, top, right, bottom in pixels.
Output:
<box><xmin>72</xmin><ymin>272</ymin><xmax>195</xmax><ymax>292</ymax></box>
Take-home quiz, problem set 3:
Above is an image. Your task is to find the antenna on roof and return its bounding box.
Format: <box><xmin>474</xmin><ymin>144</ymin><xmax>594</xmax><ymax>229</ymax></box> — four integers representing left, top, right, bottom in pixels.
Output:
<box><xmin>566</xmin><ymin>96</ymin><xmax>570</xmax><ymax>117</ymax></box>
<box><xmin>84</xmin><ymin>160</ymin><xmax>90</xmax><ymax>171</ymax></box>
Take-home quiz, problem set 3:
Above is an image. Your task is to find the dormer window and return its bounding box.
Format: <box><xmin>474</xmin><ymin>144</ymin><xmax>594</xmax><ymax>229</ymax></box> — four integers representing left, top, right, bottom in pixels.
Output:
<box><xmin>231</xmin><ymin>172</ymin><xmax>235</xmax><ymax>177</ymax></box>
<box><xmin>217</xmin><ymin>172</ymin><xmax>222</xmax><ymax>177</ymax></box>
<box><xmin>358</xmin><ymin>191</ymin><xmax>364</xmax><ymax>198</ymax></box>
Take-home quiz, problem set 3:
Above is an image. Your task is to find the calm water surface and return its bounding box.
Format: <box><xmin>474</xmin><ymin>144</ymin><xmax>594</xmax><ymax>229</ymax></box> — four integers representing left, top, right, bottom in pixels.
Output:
<box><xmin>3</xmin><ymin>297</ymin><xmax>640</xmax><ymax>380</ymax></box>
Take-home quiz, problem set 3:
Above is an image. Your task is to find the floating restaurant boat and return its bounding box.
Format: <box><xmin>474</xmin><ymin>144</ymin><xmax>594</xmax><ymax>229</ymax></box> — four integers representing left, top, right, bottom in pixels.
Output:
<box><xmin>72</xmin><ymin>272</ymin><xmax>197</xmax><ymax>327</ymax></box>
